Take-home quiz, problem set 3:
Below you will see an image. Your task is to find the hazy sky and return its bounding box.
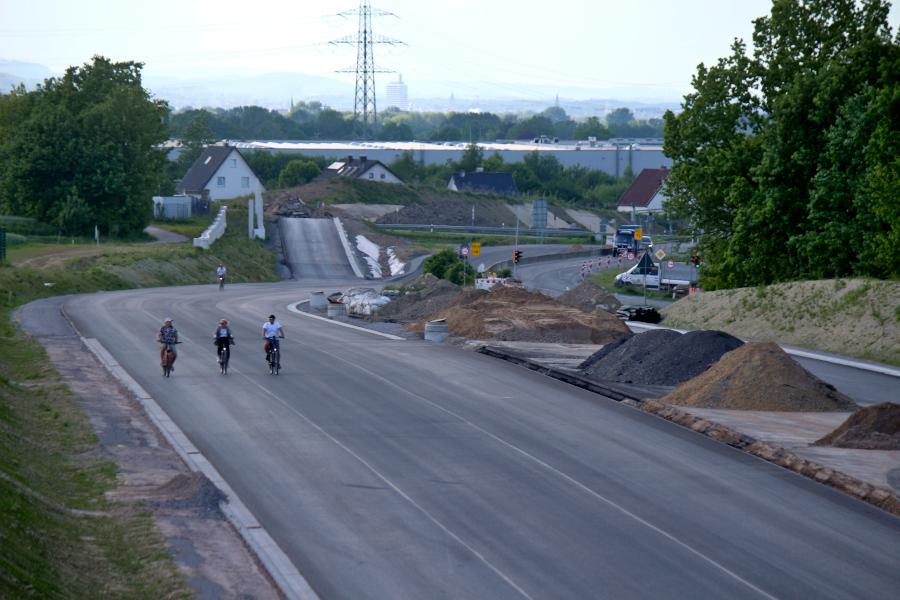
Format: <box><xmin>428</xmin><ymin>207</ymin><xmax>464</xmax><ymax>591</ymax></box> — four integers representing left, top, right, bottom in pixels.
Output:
<box><xmin>2</xmin><ymin>0</ymin><xmax>898</xmax><ymax>100</ymax></box>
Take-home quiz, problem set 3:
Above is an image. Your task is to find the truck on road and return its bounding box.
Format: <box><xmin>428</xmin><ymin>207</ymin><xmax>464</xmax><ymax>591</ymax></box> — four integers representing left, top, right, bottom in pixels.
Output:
<box><xmin>613</xmin><ymin>225</ymin><xmax>642</xmax><ymax>255</ymax></box>
<box><xmin>614</xmin><ymin>257</ymin><xmax>697</xmax><ymax>290</ymax></box>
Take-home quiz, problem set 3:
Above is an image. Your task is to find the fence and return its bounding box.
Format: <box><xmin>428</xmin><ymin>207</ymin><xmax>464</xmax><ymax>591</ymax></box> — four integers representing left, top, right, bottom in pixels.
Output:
<box><xmin>193</xmin><ymin>206</ymin><xmax>227</xmax><ymax>250</ymax></box>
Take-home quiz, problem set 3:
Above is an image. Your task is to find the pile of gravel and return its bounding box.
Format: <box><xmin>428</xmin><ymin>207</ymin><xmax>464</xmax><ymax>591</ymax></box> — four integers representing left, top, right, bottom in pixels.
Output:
<box><xmin>661</xmin><ymin>342</ymin><xmax>858</xmax><ymax>411</ymax></box>
<box><xmin>557</xmin><ymin>280</ymin><xmax>621</xmax><ymax>314</ymax></box>
<box><xmin>376</xmin><ymin>274</ymin><xmax>463</xmax><ymax>323</ymax></box>
<box><xmin>579</xmin><ymin>329</ymin><xmax>744</xmax><ymax>385</ymax></box>
<box><xmin>815</xmin><ymin>403</ymin><xmax>900</xmax><ymax>449</ymax></box>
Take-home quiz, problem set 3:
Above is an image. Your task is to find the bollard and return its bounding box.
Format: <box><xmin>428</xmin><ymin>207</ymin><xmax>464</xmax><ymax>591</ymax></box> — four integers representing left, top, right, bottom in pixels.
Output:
<box><xmin>310</xmin><ymin>291</ymin><xmax>327</xmax><ymax>310</ymax></box>
<box><xmin>424</xmin><ymin>319</ymin><xmax>449</xmax><ymax>342</ymax></box>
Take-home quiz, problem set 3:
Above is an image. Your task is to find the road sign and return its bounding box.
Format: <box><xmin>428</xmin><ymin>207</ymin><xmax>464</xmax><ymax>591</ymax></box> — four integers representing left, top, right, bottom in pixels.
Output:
<box><xmin>471</xmin><ymin>242</ymin><xmax>481</xmax><ymax>257</ymax></box>
<box><xmin>477</xmin><ymin>263</ymin><xmax>485</xmax><ymax>273</ymax></box>
<box><xmin>460</xmin><ymin>246</ymin><xmax>469</xmax><ymax>257</ymax></box>
<box><xmin>626</xmin><ymin>252</ymin><xmax>635</xmax><ymax>261</ymax></box>
<box><xmin>655</xmin><ymin>249</ymin><xmax>666</xmax><ymax>260</ymax></box>
<box><xmin>667</xmin><ymin>260</ymin><xmax>675</xmax><ymax>268</ymax></box>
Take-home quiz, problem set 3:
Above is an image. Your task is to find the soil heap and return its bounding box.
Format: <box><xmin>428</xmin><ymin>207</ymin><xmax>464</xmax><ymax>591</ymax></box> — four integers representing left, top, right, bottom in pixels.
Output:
<box><xmin>661</xmin><ymin>342</ymin><xmax>858</xmax><ymax>411</ymax></box>
<box><xmin>557</xmin><ymin>280</ymin><xmax>621</xmax><ymax>314</ymax></box>
<box><xmin>815</xmin><ymin>403</ymin><xmax>900</xmax><ymax>449</ymax></box>
<box><xmin>580</xmin><ymin>329</ymin><xmax>744</xmax><ymax>385</ymax></box>
<box><xmin>414</xmin><ymin>285</ymin><xmax>631</xmax><ymax>344</ymax></box>
<box><xmin>377</xmin><ymin>273</ymin><xmax>463</xmax><ymax>322</ymax></box>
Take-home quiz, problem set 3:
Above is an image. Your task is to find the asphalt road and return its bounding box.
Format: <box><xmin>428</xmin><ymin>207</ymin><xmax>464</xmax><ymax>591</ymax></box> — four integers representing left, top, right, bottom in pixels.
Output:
<box><xmin>51</xmin><ymin>280</ymin><xmax>900</xmax><ymax>600</ymax></box>
<box><xmin>280</xmin><ymin>217</ymin><xmax>357</xmax><ymax>279</ymax></box>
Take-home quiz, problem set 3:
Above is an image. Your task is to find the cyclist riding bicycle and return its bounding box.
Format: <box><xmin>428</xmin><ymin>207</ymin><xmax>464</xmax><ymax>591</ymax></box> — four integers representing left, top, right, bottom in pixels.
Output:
<box><xmin>216</xmin><ymin>263</ymin><xmax>227</xmax><ymax>290</ymax></box>
<box><xmin>157</xmin><ymin>318</ymin><xmax>179</xmax><ymax>370</ymax></box>
<box><xmin>262</xmin><ymin>314</ymin><xmax>285</xmax><ymax>362</ymax></box>
<box><xmin>213</xmin><ymin>318</ymin><xmax>235</xmax><ymax>364</ymax></box>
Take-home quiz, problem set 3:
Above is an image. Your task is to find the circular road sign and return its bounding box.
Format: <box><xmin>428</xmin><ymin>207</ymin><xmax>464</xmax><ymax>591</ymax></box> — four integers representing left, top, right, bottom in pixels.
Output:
<box><xmin>626</xmin><ymin>252</ymin><xmax>635</xmax><ymax>261</ymax></box>
<box><xmin>460</xmin><ymin>246</ymin><xmax>469</xmax><ymax>256</ymax></box>
<box><xmin>667</xmin><ymin>260</ymin><xmax>675</xmax><ymax>268</ymax></box>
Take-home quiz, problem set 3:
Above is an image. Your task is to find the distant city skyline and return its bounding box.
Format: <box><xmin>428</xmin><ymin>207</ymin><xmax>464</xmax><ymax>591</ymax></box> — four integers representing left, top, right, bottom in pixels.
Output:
<box><xmin>2</xmin><ymin>1</ymin><xmax>898</xmax><ymax>106</ymax></box>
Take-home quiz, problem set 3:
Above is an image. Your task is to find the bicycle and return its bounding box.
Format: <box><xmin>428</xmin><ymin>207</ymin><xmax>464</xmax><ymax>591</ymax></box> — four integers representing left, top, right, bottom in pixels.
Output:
<box><xmin>160</xmin><ymin>341</ymin><xmax>181</xmax><ymax>377</ymax></box>
<box><xmin>265</xmin><ymin>337</ymin><xmax>281</xmax><ymax>375</ymax></box>
<box><xmin>217</xmin><ymin>343</ymin><xmax>231</xmax><ymax>375</ymax></box>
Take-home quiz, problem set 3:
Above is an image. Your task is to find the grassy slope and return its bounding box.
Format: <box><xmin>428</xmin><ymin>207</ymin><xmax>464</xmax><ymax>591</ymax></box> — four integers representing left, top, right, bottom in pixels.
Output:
<box><xmin>662</xmin><ymin>279</ymin><xmax>900</xmax><ymax>366</ymax></box>
<box><xmin>0</xmin><ymin>199</ymin><xmax>277</xmax><ymax>596</ymax></box>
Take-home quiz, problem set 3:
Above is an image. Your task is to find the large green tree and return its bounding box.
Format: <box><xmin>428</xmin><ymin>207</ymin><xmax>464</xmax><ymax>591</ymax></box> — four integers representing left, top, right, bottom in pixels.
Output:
<box><xmin>663</xmin><ymin>0</ymin><xmax>898</xmax><ymax>286</ymax></box>
<box><xmin>0</xmin><ymin>56</ymin><xmax>169</xmax><ymax>236</ymax></box>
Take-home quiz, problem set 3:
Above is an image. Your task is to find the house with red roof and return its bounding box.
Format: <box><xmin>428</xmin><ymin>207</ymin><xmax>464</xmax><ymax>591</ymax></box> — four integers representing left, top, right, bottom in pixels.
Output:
<box><xmin>616</xmin><ymin>168</ymin><xmax>670</xmax><ymax>215</ymax></box>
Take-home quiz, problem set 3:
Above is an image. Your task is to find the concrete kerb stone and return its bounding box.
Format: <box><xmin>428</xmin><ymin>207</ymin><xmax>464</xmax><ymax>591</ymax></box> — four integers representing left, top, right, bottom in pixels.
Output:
<box><xmin>70</xmin><ymin>320</ymin><xmax>319</xmax><ymax>599</ymax></box>
<box><xmin>333</xmin><ymin>217</ymin><xmax>365</xmax><ymax>278</ymax></box>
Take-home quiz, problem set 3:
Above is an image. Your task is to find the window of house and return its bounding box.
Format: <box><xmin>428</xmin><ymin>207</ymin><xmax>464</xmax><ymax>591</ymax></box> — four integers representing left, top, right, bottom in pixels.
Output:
<box><xmin>217</xmin><ymin>176</ymin><xmax>226</xmax><ymax>187</ymax></box>
<box><xmin>230</xmin><ymin>159</ymin><xmax>237</xmax><ymax>168</ymax></box>
<box><xmin>380</xmin><ymin>173</ymin><xmax>386</xmax><ymax>179</ymax></box>
<box><xmin>241</xmin><ymin>177</ymin><xmax>250</xmax><ymax>188</ymax></box>
<box><xmin>368</xmin><ymin>173</ymin><xmax>374</xmax><ymax>179</ymax></box>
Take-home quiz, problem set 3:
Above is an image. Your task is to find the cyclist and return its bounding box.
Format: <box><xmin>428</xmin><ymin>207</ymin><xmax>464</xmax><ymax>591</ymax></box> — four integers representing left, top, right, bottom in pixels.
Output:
<box><xmin>213</xmin><ymin>318</ymin><xmax>235</xmax><ymax>365</ymax></box>
<box><xmin>262</xmin><ymin>314</ymin><xmax>285</xmax><ymax>363</ymax></box>
<box><xmin>216</xmin><ymin>263</ymin><xmax>227</xmax><ymax>290</ymax></box>
<box><xmin>157</xmin><ymin>318</ymin><xmax>179</xmax><ymax>370</ymax></box>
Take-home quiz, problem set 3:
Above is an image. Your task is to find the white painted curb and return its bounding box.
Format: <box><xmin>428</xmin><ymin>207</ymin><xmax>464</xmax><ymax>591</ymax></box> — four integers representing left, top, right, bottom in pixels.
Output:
<box><xmin>81</xmin><ymin>337</ymin><xmax>320</xmax><ymax>600</ymax></box>
<box><xmin>288</xmin><ymin>300</ymin><xmax>404</xmax><ymax>340</ymax></box>
<box><xmin>333</xmin><ymin>217</ymin><xmax>365</xmax><ymax>278</ymax></box>
<box><xmin>626</xmin><ymin>322</ymin><xmax>900</xmax><ymax>378</ymax></box>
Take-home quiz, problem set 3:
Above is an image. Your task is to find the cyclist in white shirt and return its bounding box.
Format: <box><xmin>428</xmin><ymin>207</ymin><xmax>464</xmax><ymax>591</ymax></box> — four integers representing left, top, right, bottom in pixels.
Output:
<box><xmin>216</xmin><ymin>264</ymin><xmax>227</xmax><ymax>290</ymax></box>
<box><xmin>262</xmin><ymin>314</ymin><xmax>285</xmax><ymax>360</ymax></box>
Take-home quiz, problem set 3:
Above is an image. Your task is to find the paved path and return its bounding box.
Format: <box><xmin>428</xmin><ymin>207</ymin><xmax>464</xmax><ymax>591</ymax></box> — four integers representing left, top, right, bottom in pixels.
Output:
<box><xmin>144</xmin><ymin>225</ymin><xmax>189</xmax><ymax>243</ymax></box>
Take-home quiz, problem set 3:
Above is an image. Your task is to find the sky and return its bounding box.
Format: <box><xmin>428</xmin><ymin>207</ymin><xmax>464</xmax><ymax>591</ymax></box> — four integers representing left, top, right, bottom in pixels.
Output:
<box><xmin>2</xmin><ymin>0</ymin><xmax>899</xmax><ymax>102</ymax></box>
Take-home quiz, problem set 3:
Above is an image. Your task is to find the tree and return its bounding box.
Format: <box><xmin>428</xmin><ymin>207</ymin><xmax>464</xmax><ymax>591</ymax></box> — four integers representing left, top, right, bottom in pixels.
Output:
<box><xmin>0</xmin><ymin>56</ymin><xmax>169</xmax><ymax>236</ymax></box>
<box><xmin>423</xmin><ymin>248</ymin><xmax>465</xmax><ymax>282</ymax></box>
<box><xmin>379</xmin><ymin>120</ymin><xmax>414</xmax><ymax>141</ymax></box>
<box><xmin>574</xmin><ymin>117</ymin><xmax>610</xmax><ymax>140</ymax></box>
<box><xmin>541</xmin><ymin>105</ymin><xmax>569</xmax><ymax>123</ymax></box>
<box><xmin>663</xmin><ymin>0</ymin><xmax>898</xmax><ymax>287</ymax></box>
<box><xmin>506</xmin><ymin>116</ymin><xmax>554</xmax><ymax>140</ymax></box>
<box><xmin>605</xmin><ymin>107</ymin><xmax>634</xmax><ymax>129</ymax></box>
<box><xmin>457</xmin><ymin>143</ymin><xmax>483</xmax><ymax>173</ymax></box>
<box><xmin>277</xmin><ymin>160</ymin><xmax>321</xmax><ymax>188</ymax></box>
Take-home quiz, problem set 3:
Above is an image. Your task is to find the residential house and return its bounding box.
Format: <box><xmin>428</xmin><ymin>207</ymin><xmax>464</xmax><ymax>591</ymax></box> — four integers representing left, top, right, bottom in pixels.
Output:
<box><xmin>616</xmin><ymin>168</ymin><xmax>670</xmax><ymax>215</ymax></box>
<box><xmin>177</xmin><ymin>145</ymin><xmax>265</xmax><ymax>201</ymax></box>
<box><xmin>322</xmin><ymin>156</ymin><xmax>403</xmax><ymax>183</ymax></box>
<box><xmin>447</xmin><ymin>170</ymin><xmax>518</xmax><ymax>195</ymax></box>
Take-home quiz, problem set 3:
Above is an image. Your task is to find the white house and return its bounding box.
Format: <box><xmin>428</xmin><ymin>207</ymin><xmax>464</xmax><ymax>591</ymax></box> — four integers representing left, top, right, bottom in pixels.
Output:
<box><xmin>177</xmin><ymin>145</ymin><xmax>265</xmax><ymax>201</ymax></box>
<box><xmin>616</xmin><ymin>168</ymin><xmax>670</xmax><ymax>215</ymax></box>
<box><xmin>321</xmin><ymin>156</ymin><xmax>403</xmax><ymax>184</ymax></box>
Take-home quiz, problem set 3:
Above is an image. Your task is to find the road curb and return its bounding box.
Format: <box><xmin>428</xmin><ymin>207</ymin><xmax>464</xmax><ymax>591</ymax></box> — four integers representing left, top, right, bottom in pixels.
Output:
<box><xmin>479</xmin><ymin>344</ymin><xmax>900</xmax><ymax>518</ymax></box>
<box><xmin>79</xmin><ymin>337</ymin><xmax>320</xmax><ymax>600</ymax></box>
<box><xmin>333</xmin><ymin>217</ymin><xmax>365</xmax><ymax>278</ymax></box>
<box><xmin>287</xmin><ymin>300</ymin><xmax>404</xmax><ymax>340</ymax></box>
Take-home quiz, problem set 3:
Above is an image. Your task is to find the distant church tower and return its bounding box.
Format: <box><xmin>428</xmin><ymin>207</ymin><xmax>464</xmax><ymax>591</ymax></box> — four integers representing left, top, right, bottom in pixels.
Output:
<box><xmin>385</xmin><ymin>74</ymin><xmax>409</xmax><ymax>111</ymax></box>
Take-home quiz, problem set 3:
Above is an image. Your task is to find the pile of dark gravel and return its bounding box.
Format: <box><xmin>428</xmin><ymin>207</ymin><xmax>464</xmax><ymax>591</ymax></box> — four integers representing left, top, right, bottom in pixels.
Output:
<box><xmin>579</xmin><ymin>329</ymin><xmax>744</xmax><ymax>385</ymax></box>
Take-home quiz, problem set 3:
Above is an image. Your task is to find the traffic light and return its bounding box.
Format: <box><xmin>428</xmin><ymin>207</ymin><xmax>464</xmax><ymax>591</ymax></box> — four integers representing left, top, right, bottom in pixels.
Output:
<box><xmin>690</xmin><ymin>254</ymin><xmax>701</xmax><ymax>268</ymax></box>
<box><xmin>513</xmin><ymin>250</ymin><xmax>523</xmax><ymax>263</ymax></box>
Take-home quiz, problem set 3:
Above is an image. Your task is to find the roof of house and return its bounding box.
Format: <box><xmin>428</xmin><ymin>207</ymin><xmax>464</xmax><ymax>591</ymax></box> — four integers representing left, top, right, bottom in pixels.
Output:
<box><xmin>322</xmin><ymin>156</ymin><xmax>402</xmax><ymax>181</ymax></box>
<box><xmin>449</xmin><ymin>171</ymin><xmax>518</xmax><ymax>195</ymax></box>
<box><xmin>617</xmin><ymin>168</ymin><xmax>670</xmax><ymax>208</ymax></box>
<box><xmin>177</xmin><ymin>146</ymin><xmax>240</xmax><ymax>194</ymax></box>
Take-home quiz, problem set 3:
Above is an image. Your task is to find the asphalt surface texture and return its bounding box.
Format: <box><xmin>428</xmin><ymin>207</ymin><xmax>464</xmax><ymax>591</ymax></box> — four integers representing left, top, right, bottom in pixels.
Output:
<box><xmin>279</xmin><ymin>217</ymin><xmax>357</xmax><ymax>279</ymax></box>
<box><xmin>38</xmin><ymin>278</ymin><xmax>899</xmax><ymax>600</ymax></box>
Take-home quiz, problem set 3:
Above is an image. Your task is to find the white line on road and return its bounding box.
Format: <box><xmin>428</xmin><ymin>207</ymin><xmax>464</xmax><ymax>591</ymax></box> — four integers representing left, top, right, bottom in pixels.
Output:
<box><xmin>287</xmin><ymin>301</ymin><xmax>404</xmax><ymax>340</ymax></box>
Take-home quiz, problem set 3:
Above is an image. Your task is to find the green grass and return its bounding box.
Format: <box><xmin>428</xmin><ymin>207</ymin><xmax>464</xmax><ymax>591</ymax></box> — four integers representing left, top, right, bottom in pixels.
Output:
<box><xmin>149</xmin><ymin>213</ymin><xmax>214</xmax><ymax>239</ymax></box>
<box><xmin>0</xmin><ymin>197</ymin><xmax>278</xmax><ymax>596</ymax></box>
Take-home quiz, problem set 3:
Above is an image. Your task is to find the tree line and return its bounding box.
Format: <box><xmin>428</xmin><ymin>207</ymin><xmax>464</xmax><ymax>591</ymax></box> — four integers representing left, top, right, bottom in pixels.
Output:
<box><xmin>167</xmin><ymin>103</ymin><xmax>663</xmax><ymax>143</ymax></box>
<box><xmin>664</xmin><ymin>0</ymin><xmax>899</xmax><ymax>286</ymax></box>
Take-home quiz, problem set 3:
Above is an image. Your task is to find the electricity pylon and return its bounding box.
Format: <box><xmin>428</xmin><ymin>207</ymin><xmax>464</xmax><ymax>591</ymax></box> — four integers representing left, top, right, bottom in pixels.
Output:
<box><xmin>330</xmin><ymin>1</ymin><xmax>404</xmax><ymax>140</ymax></box>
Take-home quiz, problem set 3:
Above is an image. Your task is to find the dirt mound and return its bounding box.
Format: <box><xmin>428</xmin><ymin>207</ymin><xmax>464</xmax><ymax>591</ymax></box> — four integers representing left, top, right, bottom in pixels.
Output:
<box><xmin>580</xmin><ymin>329</ymin><xmax>743</xmax><ymax>385</ymax></box>
<box><xmin>415</xmin><ymin>285</ymin><xmax>631</xmax><ymax>343</ymax></box>
<box><xmin>661</xmin><ymin>342</ymin><xmax>858</xmax><ymax>411</ymax></box>
<box><xmin>557</xmin><ymin>280</ymin><xmax>621</xmax><ymax>314</ymax></box>
<box><xmin>815</xmin><ymin>403</ymin><xmax>900</xmax><ymax>449</ymax></box>
<box><xmin>377</xmin><ymin>273</ymin><xmax>463</xmax><ymax>322</ymax></box>
<box><xmin>377</xmin><ymin>194</ymin><xmax>518</xmax><ymax>227</ymax></box>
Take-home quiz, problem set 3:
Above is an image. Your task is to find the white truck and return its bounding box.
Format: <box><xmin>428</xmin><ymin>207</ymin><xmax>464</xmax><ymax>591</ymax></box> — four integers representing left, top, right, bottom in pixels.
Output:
<box><xmin>614</xmin><ymin>260</ymin><xmax>696</xmax><ymax>290</ymax></box>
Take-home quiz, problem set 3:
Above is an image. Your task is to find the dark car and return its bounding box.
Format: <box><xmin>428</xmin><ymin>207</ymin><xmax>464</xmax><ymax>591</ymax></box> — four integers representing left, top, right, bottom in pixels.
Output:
<box><xmin>615</xmin><ymin>305</ymin><xmax>663</xmax><ymax>324</ymax></box>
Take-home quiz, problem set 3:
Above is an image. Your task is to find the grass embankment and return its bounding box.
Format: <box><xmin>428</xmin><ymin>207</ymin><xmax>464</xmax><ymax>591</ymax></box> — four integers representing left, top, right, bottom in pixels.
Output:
<box><xmin>662</xmin><ymin>279</ymin><xmax>900</xmax><ymax>366</ymax></box>
<box><xmin>0</xmin><ymin>198</ymin><xmax>277</xmax><ymax>595</ymax></box>
<box><xmin>148</xmin><ymin>214</ymin><xmax>213</xmax><ymax>239</ymax></box>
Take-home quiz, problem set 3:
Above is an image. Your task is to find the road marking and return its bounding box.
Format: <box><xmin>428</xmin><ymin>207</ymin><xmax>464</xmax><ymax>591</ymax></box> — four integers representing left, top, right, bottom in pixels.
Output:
<box><xmin>293</xmin><ymin>341</ymin><xmax>779</xmax><ymax>600</ymax></box>
<box><xmin>228</xmin><ymin>367</ymin><xmax>533</xmax><ymax>599</ymax></box>
<box><xmin>287</xmin><ymin>301</ymin><xmax>404</xmax><ymax>340</ymax></box>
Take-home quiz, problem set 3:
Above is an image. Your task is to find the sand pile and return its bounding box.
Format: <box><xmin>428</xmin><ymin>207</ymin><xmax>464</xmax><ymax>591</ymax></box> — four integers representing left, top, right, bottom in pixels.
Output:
<box><xmin>415</xmin><ymin>285</ymin><xmax>631</xmax><ymax>343</ymax></box>
<box><xmin>377</xmin><ymin>273</ymin><xmax>463</xmax><ymax>322</ymax></box>
<box><xmin>815</xmin><ymin>403</ymin><xmax>900</xmax><ymax>449</ymax></box>
<box><xmin>557</xmin><ymin>280</ymin><xmax>621</xmax><ymax>314</ymax></box>
<box><xmin>661</xmin><ymin>342</ymin><xmax>858</xmax><ymax>411</ymax></box>
<box><xmin>580</xmin><ymin>329</ymin><xmax>744</xmax><ymax>385</ymax></box>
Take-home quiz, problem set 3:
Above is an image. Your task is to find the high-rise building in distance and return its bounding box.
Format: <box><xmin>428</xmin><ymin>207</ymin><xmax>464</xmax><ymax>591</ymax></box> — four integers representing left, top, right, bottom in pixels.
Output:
<box><xmin>385</xmin><ymin>74</ymin><xmax>409</xmax><ymax>111</ymax></box>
